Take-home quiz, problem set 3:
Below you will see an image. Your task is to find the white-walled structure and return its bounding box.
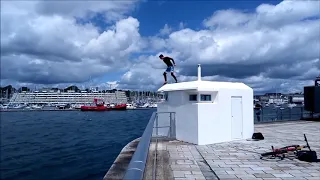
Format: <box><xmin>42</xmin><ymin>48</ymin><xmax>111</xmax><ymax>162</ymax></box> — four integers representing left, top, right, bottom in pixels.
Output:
<box><xmin>156</xmin><ymin>64</ymin><xmax>254</xmax><ymax>145</ymax></box>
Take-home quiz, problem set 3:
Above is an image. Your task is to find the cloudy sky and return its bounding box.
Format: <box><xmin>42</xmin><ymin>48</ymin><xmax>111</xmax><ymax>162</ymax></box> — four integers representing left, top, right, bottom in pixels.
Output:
<box><xmin>1</xmin><ymin>0</ymin><xmax>319</xmax><ymax>94</ymax></box>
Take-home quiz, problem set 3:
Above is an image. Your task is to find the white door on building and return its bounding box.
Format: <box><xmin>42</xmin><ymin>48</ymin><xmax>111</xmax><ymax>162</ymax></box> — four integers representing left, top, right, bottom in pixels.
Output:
<box><xmin>231</xmin><ymin>96</ymin><xmax>243</xmax><ymax>139</ymax></box>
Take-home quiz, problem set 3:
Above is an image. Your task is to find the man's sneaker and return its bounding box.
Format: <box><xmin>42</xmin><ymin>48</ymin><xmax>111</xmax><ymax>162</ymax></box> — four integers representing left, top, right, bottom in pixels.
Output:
<box><xmin>163</xmin><ymin>81</ymin><xmax>167</xmax><ymax>85</ymax></box>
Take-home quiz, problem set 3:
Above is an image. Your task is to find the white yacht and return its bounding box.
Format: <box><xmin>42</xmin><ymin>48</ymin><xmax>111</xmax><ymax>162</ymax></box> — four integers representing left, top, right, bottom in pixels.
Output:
<box><xmin>126</xmin><ymin>104</ymin><xmax>136</xmax><ymax>109</ymax></box>
<box><xmin>1</xmin><ymin>104</ymin><xmax>9</xmax><ymax>109</ymax></box>
<box><xmin>31</xmin><ymin>104</ymin><xmax>43</xmax><ymax>110</ymax></box>
<box><xmin>150</xmin><ymin>104</ymin><xmax>157</xmax><ymax>108</ymax></box>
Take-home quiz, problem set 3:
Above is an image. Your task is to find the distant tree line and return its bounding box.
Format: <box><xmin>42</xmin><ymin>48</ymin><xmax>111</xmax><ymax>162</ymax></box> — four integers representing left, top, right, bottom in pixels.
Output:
<box><xmin>0</xmin><ymin>85</ymin><xmax>17</xmax><ymax>98</ymax></box>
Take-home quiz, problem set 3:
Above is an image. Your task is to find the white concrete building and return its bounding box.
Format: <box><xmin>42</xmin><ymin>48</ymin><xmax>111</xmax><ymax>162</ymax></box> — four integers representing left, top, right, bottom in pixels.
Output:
<box><xmin>156</xmin><ymin>64</ymin><xmax>254</xmax><ymax>145</ymax></box>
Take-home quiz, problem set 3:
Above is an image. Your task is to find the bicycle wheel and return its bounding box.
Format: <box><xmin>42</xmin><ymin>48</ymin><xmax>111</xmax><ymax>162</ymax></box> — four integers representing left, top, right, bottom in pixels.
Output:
<box><xmin>261</xmin><ymin>149</ymin><xmax>287</xmax><ymax>156</ymax></box>
<box><xmin>261</xmin><ymin>151</ymin><xmax>276</xmax><ymax>156</ymax></box>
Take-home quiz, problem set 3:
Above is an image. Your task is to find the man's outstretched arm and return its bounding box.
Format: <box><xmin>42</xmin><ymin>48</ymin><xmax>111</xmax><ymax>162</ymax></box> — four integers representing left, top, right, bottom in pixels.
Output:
<box><xmin>169</xmin><ymin>57</ymin><xmax>176</xmax><ymax>65</ymax></box>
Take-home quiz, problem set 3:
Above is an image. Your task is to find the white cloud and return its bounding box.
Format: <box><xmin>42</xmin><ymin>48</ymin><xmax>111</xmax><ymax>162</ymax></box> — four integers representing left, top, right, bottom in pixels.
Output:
<box><xmin>203</xmin><ymin>0</ymin><xmax>320</xmax><ymax>29</ymax></box>
<box><xmin>36</xmin><ymin>0</ymin><xmax>138</xmax><ymax>22</ymax></box>
<box><xmin>167</xmin><ymin>17</ymin><xmax>319</xmax><ymax>66</ymax></box>
<box><xmin>106</xmin><ymin>81</ymin><xmax>119</xmax><ymax>89</ymax></box>
<box><xmin>179</xmin><ymin>22</ymin><xmax>186</xmax><ymax>29</ymax></box>
<box><xmin>254</xmin><ymin>0</ymin><xmax>319</xmax><ymax>27</ymax></box>
<box><xmin>148</xmin><ymin>37</ymin><xmax>168</xmax><ymax>51</ymax></box>
<box><xmin>159</xmin><ymin>24</ymin><xmax>172</xmax><ymax>36</ymax></box>
<box><xmin>1</xmin><ymin>0</ymin><xmax>319</xmax><ymax>94</ymax></box>
<box><xmin>118</xmin><ymin>0</ymin><xmax>320</xmax><ymax>93</ymax></box>
<box><xmin>203</xmin><ymin>9</ymin><xmax>251</xmax><ymax>28</ymax></box>
<box><xmin>1</xmin><ymin>1</ymin><xmax>144</xmax><ymax>85</ymax></box>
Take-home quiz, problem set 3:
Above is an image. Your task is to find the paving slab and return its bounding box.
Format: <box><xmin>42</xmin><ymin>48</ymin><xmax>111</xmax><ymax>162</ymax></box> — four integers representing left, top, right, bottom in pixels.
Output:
<box><xmin>145</xmin><ymin>121</ymin><xmax>320</xmax><ymax>179</ymax></box>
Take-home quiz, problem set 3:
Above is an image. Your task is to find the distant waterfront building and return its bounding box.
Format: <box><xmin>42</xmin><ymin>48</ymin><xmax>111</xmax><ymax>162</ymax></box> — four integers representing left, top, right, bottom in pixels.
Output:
<box><xmin>258</xmin><ymin>95</ymin><xmax>269</xmax><ymax>102</ymax></box>
<box><xmin>268</xmin><ymin>97</ymin><xmax>287</xmax><ymax>104</ymax></box>
<box><xmin>39</xmin><ymin>88</ymin><xmax>52</xmax><ymax>93</ymax></box>
<box><xmin>289</xmin><ymin>94</ymin><xmax>304</xmax><ymax>104</ymax></box>
<box><xmin>9</xmin><ymin>91</ymin><xmax>128</xmax><ymax>104</ymax></box>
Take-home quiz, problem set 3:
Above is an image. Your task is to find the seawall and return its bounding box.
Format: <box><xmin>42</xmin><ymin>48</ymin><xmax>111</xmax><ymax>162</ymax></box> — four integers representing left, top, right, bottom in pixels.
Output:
<box><xmin>103</xmin><ymin>137</ymin><xmax>141</xmax><ymax>180</ymax></box>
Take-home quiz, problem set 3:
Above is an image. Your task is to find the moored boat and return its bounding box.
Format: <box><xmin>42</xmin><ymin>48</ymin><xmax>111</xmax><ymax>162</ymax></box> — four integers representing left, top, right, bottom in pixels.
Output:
<box><xmin>80</xmin><ymin>98</ymin><xmax>127</xmax><ymax>111</ymax></box>
<box><xmin>80</xmin><ymin>105</ymin><xmax>107</xmax><ymax>111</ymax></box>
<box><xmin>112</xmin><ymin>104</ymin><xmax>127</xmax><ymax>110</ymax></box>
<box><xmin>126</xmin><ymin>103</ymin><xmax>136</xmax><ymax>109</ymax></box>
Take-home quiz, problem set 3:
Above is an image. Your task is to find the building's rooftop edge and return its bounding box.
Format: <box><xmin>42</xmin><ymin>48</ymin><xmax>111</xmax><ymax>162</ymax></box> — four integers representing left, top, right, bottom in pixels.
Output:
<box><xmin>157</xmin><ymin>80</ymin><xmax>252</xmax><ymax>92</ymax></box>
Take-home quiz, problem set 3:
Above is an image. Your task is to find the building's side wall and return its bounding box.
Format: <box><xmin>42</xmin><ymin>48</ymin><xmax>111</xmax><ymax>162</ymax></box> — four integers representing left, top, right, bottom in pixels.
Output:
<box><xmin>157</xmin><ymin>91</ymin><xmax>198</xmax><ymax>144</ymax></box>
<box><xmin>197</xmin><ymin>88</ymin><xmax>254</xmax><ymax>145</ymax></box>
<box><xmin>242</xmin><ymin>88</ymin><xmax>254</xmax><ymax>140</ymax></box>
<box><xmin>197</xmin><ymin>90</ymin><xmax>230</xmax><ymax>145</ymax></box>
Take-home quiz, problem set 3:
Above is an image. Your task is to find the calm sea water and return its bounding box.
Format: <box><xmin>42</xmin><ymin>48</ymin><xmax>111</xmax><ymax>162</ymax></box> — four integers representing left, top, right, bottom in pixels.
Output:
<box><xmin>0</xmin><ymin>109</ymin><xmax>156</xmax><ymax>180</ymax></box>
<box><xmin>0</xmin><ymin>107</ymin><xmax>308</xmax><ymax>180</ymax></box>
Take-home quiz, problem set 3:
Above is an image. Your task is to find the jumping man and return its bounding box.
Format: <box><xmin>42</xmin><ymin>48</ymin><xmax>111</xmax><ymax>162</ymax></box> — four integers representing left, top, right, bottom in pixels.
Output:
<box><xmin>159</xmin><ymin>54</ymin><xmax>178</xmax><ymax>85</ymax></box>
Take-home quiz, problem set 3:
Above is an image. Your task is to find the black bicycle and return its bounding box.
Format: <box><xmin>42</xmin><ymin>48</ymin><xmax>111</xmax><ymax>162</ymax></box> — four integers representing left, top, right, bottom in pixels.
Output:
<box><xmin>260</xmin><ymin>134</ymin><xmax>317</xmax><ymax>162</ymax></box>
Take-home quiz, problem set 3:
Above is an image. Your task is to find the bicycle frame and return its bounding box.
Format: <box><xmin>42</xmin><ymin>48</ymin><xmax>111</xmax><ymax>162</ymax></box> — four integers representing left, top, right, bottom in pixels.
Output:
<box><xmin>260</xmin><ymin>134</ymin><xmax>311</xmax><ymax>160</ymax></box>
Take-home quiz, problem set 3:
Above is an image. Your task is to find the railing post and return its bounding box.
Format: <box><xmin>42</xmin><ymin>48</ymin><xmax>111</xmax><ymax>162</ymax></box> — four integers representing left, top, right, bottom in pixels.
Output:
<box><xmin>156</xmin><ymin>113</ymin><xmax>159</xmax><ymax>136</ymax></box>
<box><xmin>289</xmin><ymin>108</ymin><xmax>291</xmax><ymax>120</ymax></box>
<box><xmin>169</xmin><ymin>112</ymin><xmax>172</xmax><ymax>138</ymax></box>
<box><xmin>173</xmin><ymin>113</ymin><xmax>176</xmax><ymax>138</ymax></box>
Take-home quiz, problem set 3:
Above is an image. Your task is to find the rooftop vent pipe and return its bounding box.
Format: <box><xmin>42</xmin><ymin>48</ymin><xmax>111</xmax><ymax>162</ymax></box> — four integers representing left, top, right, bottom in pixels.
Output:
<box><xmin>198</xmin><ymin>64</ymin><xmax>201</xmax><ymax>81</ymax></box>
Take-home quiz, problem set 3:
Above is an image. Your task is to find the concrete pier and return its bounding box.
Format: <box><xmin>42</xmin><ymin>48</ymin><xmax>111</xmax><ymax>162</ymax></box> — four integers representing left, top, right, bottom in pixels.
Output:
<box><xmin>110</xmin><ymin>120</ymin><xmax>320</xmax><ymax>180</ymax></box>
<box><xmin>144</xmin><ymin>120</ymin><xmax>320</xmax><ymax>180</ymax></box>
<box><xmin>143</xmin><ymin>138</ymin><xmax>175</xmax><ymax>180</ymax></box>
<box><xmin>104</xmin><ymin>138</ymin><xmax>140</xmax><ymax>180</ymax></box>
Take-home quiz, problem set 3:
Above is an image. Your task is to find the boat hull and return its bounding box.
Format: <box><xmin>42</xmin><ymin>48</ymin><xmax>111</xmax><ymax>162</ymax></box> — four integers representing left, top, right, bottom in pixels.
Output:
<box><xmin>80</xmin><ymin>106</ymin><xmax>108</xmax><ymax>111</ymax></box>
<box><xmin>80</xmin><ymin>104</ymin><xmax>127</xmax><ymax>111</ymax></box>
<box><xmin>112</xmin><ymin>104</ymin><xmax>127</xmax><ymax>110</ymax></box>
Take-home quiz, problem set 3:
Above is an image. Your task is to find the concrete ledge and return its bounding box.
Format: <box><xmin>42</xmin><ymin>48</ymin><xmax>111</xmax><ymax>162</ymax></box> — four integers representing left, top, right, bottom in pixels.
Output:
<box><xmin>154</xmin><ymin>121</ymin><xmax>320</xmax><ymax>180</ymax></box>
<box><xmin>103</xmin><ymin>137</ymin><xmax>141</xmax><ymax>180</ymax></box>
<box><xmin>143</xmin><ymin>138</ymin><xmax>175</xmax><ymax>180</ymax></box>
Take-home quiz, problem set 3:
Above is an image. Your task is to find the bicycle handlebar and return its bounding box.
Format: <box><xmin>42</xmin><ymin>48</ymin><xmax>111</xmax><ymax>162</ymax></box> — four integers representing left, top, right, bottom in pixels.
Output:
<box><xmin>304</xmin><ymin>134</ymin><xmax>311</xmax><ymax>151</ymax></box>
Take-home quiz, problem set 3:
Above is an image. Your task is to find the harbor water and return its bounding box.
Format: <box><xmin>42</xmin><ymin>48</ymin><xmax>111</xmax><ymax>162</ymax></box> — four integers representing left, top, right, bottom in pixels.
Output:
<box><xmin>0</xmin><ymin>109</ymin><xmax>155</xmax><ymax>180</ymax></box>
<box><xmin>0</xmin><ymin>107</ymin><xmax>308</xmax><ymax>180</ymax></box>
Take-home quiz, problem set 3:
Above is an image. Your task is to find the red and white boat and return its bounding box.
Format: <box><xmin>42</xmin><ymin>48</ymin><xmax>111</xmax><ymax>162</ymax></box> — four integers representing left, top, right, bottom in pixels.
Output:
<box><xmin>80</xmin><ymin>98</ymin><xmax>127</xmax><ymax>111</ymax></box>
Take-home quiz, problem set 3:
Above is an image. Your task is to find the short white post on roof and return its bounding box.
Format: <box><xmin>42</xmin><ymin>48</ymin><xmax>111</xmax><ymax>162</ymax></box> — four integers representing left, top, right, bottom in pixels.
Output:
<box><xmin>198</xmin><ymin>64</ymin><xmax>201</xmax><ymax>81</ymax></box>
<box><xmin>156</xmin><ymin>65</ymin><xmax>254</xmax><ymax>145</ymax></box>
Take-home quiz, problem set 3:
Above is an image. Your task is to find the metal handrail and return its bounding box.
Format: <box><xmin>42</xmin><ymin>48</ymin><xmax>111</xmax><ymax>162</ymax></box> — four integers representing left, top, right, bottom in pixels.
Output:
<box><xmin>151</xmin><ymin>112</ymin><xmax>176</xmax><ymax>180</ymax></box>
<box><xmin>254</xmin><ymin>106</ymin><xmax>316</xmax><ymax>122</ymax></box>
<box><xmin>123</xmin><ymin>112</ymin><xmax>157</xmax><ymax>180</ymax></box>
<box><xmin>153</xmin><ymin>112</ymin><xmax>176</xmax><ymax>138</ymax></box>
<box><xmin>123</xmin><ymin>111</ymin><xmax>176</xmax><ymax>180</ymax></box>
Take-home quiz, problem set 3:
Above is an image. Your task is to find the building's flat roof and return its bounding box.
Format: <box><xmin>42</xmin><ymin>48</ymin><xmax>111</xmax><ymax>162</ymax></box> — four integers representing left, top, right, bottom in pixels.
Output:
<box><xmin>157</xmin><ymin>80</ymin><xmax>252</xmax><ymax>92</ymax></box>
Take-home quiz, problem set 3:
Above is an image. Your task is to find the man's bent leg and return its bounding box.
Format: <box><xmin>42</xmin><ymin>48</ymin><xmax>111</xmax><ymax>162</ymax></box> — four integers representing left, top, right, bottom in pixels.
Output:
<box><xmin>163</xmin><ymin>72</ymin><xmax>167</xmax><ymax>84</ymax></box>
<box><xmin>171</xmin><ymin>72</ymin><xmax>178</xmax><ymax>83</ymax></box>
